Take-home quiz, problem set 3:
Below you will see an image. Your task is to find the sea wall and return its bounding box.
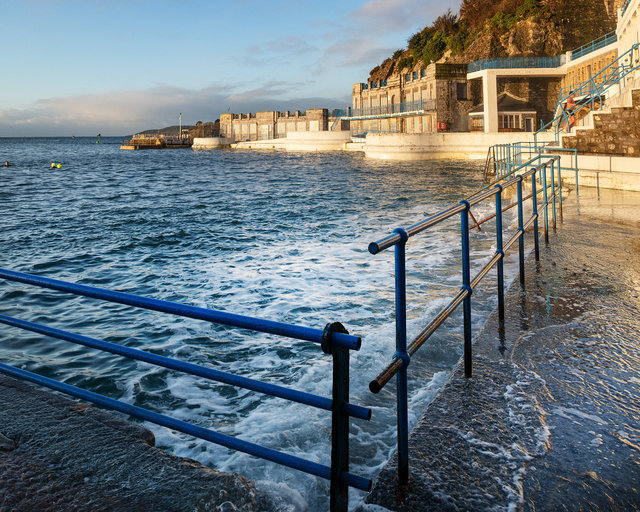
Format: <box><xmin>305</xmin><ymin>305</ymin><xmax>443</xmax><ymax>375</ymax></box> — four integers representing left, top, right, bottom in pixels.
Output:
<box><xmin>363</xmin><ymin>132</ymin><xmax>556</xmax><ymax>160</ymax></box>
<box><xmin>192</xmin><ymin>137</ymin><xmax>234</xmax><ymax>149</ymax></box>
<box><xmin>232</xmin><ymin>131</ymin><xmax>351</xmax><ymax>151</ymax></box>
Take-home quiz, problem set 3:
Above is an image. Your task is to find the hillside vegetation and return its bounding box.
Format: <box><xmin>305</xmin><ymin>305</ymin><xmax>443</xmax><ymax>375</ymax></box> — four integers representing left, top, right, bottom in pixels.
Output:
<box><xmin>369</xmin><ymin>0</ymin><xmax>618</xmax><ymax>80</ymax></box>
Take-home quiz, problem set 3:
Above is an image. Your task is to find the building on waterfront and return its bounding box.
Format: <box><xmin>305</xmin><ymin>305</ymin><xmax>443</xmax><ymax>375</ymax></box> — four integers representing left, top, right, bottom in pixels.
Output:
<box><xmin>349</xmin><ymin>63</ymin><xmax>477</xmax><ymax>135</ymax></box>
<box><xmin>219</xmin><ymin>109</ymin><xmax>349</xmax><ymax>142</ymax></box>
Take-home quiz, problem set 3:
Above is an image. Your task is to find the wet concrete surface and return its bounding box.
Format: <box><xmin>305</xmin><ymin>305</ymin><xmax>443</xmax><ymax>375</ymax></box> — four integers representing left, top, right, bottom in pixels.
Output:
<box><xmin>362</xmin><ymin>186</ymin><xmax>640</xmax><ymax>511</ymax></box>
<box><xmin>0</xmin><ymin>375</ymin><xmax>278</xmax><ymax>512</ymax></box>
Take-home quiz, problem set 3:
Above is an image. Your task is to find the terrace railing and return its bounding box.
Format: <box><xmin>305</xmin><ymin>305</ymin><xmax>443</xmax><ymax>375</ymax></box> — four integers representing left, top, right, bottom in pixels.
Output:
<box><xmin>570</xmin><ymin>31</ymin><xmax>617</xmax><ymax>61</ymax></box>
<box><xmin>367</xmin><ymin>155</ymin><xmax>565</xmax><ymax>482</ymax></box>
<box><xmin>345</xmin><ymin>99</ymin><xmax>435</xmax><ymax>120</ymax></box>
<box><xmin>0</xmin><ymin>269</ymin><xmax>372</xmax><ymax>511</ymax></box>
<box><xmin>538</xmin><ymin>42</ymin><xmax>640</xmax><ymax>142</ymax></box>
<box><xmin>467</xmin><ymin>55</ymin><xmax>565</xmax><ymax>73</ymax></box>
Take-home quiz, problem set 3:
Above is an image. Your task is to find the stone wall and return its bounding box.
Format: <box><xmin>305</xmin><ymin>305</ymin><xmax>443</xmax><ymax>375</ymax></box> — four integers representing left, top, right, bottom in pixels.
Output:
<box><xmin>562</xmin><ymin>89</ymin><xmax>640</xmax><ymax>155</ymax></box>
<box><xmin>220</xmin><ymin>109</ymin><xmax>330</xmax><ymax>142</ymax></box>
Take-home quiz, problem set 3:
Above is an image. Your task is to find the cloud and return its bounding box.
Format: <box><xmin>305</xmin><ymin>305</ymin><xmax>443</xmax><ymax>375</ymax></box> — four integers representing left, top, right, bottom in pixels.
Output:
<box><xmin>312</xmin><ymin>0</ymin><xmax>462</xmax><ymax>77</ymax></box>
<box><xmin>0</xmin><ymin>83</ymin><xmax>350</xmax><ymax>136</ymax></box>
<box><xmin>350</xmin><ymin>0</ymin><xmax>459</xmax><ymax>34</ymax></box>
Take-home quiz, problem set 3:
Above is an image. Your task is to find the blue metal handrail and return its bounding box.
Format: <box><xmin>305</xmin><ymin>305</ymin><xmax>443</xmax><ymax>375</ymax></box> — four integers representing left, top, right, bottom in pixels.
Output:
<box><xmin>570</xmin><ymin>31</ymin><xmax>617</xmax><ymax>61</ymax></box>
<box><xmin>0</xmin><ymin>269</ymin><xmax>372</xmax><ymax>511</ymax></box>
<box><xmin>367</xmin><ymin>155</ymin><xmax>565</xmax><ymax>483</ymax></box>
<box><xmin>622</xmin><ymin>0</ymin><xmax>632</xmax><ymax>15</ymax></box>
<box><xmin>467</xmin><ymin>55</ymin><xmax>565</xmax><ymax>73</ymax></box>
<box><xmin>537</xmin><ymin>42</ymin><xmax>640</xmax><ymax>142</ymax></box>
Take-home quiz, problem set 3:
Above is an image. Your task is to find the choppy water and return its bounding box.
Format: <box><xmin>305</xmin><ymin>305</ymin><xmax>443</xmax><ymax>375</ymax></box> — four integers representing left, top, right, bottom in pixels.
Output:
<box><xmin>0</xmin><ymin>137</ymin><xmax>522</xmax><ymax>510</ymax></box>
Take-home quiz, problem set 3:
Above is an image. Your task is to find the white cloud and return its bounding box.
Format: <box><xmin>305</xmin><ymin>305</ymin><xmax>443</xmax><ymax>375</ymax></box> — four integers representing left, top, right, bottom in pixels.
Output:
<box><xmin>0</xmin><ymin>83</ymin><xmax>350</xmax><ymax>136</ymax></box>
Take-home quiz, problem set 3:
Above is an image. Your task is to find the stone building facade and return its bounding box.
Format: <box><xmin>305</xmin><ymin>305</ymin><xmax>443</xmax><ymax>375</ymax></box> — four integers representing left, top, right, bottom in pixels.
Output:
<box><xmin>350</xmin><ymin>63</ymin><xmax>477</xmax><ymax>134</ymax></box>
<box><xmin>220</xmin><ymin>109</ymin><xmax>344</xmax><ymax>142</ymax></box>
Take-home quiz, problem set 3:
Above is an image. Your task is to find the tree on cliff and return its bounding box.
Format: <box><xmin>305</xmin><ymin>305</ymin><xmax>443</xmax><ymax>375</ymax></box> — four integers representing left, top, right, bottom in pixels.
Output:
<box><xmin>371</xmin><ymin>0</ymin><xmax>616</xmax><ymax>78</ymax></box>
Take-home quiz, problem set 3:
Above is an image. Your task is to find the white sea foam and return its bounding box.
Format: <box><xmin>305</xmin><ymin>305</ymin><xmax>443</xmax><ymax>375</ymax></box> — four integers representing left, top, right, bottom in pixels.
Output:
<box><xmin>552</xmin><ymin>407</ymin><xmax>608</xmax><ymax>425</ymax></box>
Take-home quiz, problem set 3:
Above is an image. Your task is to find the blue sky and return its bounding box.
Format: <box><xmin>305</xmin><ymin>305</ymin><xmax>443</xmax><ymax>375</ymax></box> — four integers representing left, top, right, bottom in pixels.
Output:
<box><xmin>1</xmin><ymin>0</ymin><xmax>460</xmax><ymax>136</ymax></box>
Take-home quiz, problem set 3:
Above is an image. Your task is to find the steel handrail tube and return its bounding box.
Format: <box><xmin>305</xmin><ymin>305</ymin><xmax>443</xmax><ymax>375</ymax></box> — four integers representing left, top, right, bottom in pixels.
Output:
<box><xmin>0</xmin><ymin>268</ymin><xmax>360</xmax><ymax>351</ymax></box>
<box><xmin>0</xmin><ymin>313</ymin><xmax>371</xmax><ymax>421</ymax></box>
<box><xmin>369</xmin><ymin>288</ymin><xmax>469</xmax><ymax>394</ymax></box>
<box><xmin>0</xmin><ymin>362</ymin><xmax>372</xmax><ymax>492</ymax></box>
<box><xmin>470</xmin><ymin>252</ymin><xmax>502</xmax><ymax>290</ymax></box>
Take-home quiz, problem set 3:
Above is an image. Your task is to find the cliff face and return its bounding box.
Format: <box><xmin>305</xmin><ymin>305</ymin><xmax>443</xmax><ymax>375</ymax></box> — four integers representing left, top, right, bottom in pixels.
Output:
<box><xmin>370</xmin><ymin>0</ymin><xmax>618</xmax><ymax>79</ymax></box>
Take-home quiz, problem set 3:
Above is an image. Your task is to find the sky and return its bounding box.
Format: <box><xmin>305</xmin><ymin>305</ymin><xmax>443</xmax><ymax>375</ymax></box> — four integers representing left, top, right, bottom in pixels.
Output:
<box><xmin>1</xmin><ymin>0</ymin><xmax>461</xmax><ymax>136</ymax></box>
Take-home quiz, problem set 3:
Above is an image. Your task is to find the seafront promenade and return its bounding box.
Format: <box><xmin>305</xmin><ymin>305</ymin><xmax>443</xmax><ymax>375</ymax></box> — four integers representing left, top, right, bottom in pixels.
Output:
<box><xmin>1</xmin><ymin>179</ymin><xmax>638</xmax><ymax>510</ymax></box>
<box><xmin>362</xmin><ymin>185</ymin><xmax>640</xmax><ymax>511</ymax></box>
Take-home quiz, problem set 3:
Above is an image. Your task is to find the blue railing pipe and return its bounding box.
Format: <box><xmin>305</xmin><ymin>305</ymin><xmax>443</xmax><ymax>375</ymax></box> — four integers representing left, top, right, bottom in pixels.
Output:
<box><xmin>550</xmin><ymin>161</ymin><xmax>557</xmax><ymax>229</ymax></box>
<box><xmin>531</xmin><ymin>172</ymin><xmax>540</xmax><ymax>261</ymax></box>
<box><xmin>516</xmin><ymin>177</ymin><xmax>526</xmax><ymax>285</ymax></box>
<box><xmin>367</xmin><ymin>159</ymin><xmax>563</xmax><ymax>483</ymax></box>
<box><xmin>393</xmin><ymin>228</ymin><xmax>410</xmax><ymax>483</ymax></box>
<box><xmin>460</xmin><ymin>200</ymin><xmax>473</xmax><ymax>377</ymax></box>
<box><xmin>0</xmin><ymin>269</ymin><xmax>360</xmax><ymax>351</ymax></box>
<box><xmin>0</xmin><ymin>313</ymin><xmax>370</xmax><ymax>421</ymax></box>
<box><xmin>494</xmin><ymin>185</ymin><xmax>505</xmax><ymax>321</ymax></box>
<box><xmin>0</xmin><ymin>362</ymin><xmax>371</xmax><ymax>492</ymax></box>
<box><xmin>323</xmin><ymin>322</ymin><xmax>352</xmax><ymax>510</ymax></box>
<box><xmin>541</xmin><ymin>164</ymin><xmax>550</xmax><ymax>244</ymax></box>
<box><xmin>0</xmin><ymin>269</ymin><xmax>372</xmax><ymax>510</ymax></box>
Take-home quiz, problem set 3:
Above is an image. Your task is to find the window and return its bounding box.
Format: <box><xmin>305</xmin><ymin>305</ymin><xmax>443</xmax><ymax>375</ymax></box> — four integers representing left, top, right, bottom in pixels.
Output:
<box><xmin>420</xmin><ymin>69</ymin><xmax>426</xmax><ymax>78</ymax></box>
<box><xmin>456</xmin><ymin>82</ymin><xmax>468</xmax><ymax>100</ymax></box>
<box><xmin>413</xmin><ymin>71</ymin><xmax>418</xmax><ymax>80</ymax></box>
<box><xmin>405</xmin><ymin>73</ymin><xmax>411</xmax><ymax>82</ymax></box>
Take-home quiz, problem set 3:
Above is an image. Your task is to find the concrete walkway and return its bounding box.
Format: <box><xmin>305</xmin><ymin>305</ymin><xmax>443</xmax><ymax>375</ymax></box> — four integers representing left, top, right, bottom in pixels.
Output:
<box><xmin>362</xmin><ymin>186</ymin><xmax>640</xmax><ymax>511</ymax></box>
<box><xmin>0</xmin><ymin>375</ymin><xmax>278</xmax><ymax>512</ymax></box>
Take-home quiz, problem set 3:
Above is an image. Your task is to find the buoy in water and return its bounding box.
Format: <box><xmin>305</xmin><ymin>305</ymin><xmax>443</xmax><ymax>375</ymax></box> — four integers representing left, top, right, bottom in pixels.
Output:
<box><xmin>56</xmin><ymin>163</ymin><xmax>62</xmax><ymax>169</ymax></box>
<box><xmin>51</xmin><ymin>162</ymin><xmax>56</xmax><ymax>168</ymax></box>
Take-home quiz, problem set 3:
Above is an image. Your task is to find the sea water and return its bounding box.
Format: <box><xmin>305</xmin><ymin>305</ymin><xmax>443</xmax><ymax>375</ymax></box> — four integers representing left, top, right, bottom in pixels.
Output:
<box><xmin>0</xmin><ymin>137</ymin><xmax>523</xmax><ymax>510</ymax></box>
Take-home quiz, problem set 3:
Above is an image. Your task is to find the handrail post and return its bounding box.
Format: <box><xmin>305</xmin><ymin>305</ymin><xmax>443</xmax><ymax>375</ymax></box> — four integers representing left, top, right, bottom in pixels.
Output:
<box><xmin>494</xmin><ymin>186</ymin><xmax>505</xmax><ymax>321</ymax></box>
<box><xmin>574</xmin><ymin>149</ymin><xmax>579</xmax><ymax>195</ymax></box>
<box><xmin>393</xmin><ymin>228</ymin><xmax>410</xmax><ymax>483</ymax></box>
<box><xmin>323</xmin><ymin>322</ymin><xmax>351</xmax><ymax>512</ymax></box>
<box><xmin>516</xmin><ymin>177</ymin><xmax>525</xmax><ymax>285</ymax></box>
<box><xmin>542</xmin><ymin>163</ymin><xmax>550</xmax><ymax>244</ymax></box>
<box><xmin>557</xmin><ymin>157</ymin><xmax>563</xmax><ymax>221</ymax></box>
<box><xmin>460</xmin><ymin>201</ymin><xmax>473</xmax><ymax>377</ymax></box>
<box><xmin>550</xmin><ymin>160</ymin><xmax>557</xmax><ymax>230</ymax></box>
<box><xmin>531</xmin><ymin>171</ymin><xmax>540</xmax><ymax>261</ymax></box>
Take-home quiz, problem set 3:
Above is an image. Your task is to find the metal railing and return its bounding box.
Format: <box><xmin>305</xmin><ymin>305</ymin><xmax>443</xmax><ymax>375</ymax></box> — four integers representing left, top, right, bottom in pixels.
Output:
<box><xmin>467</xmin><ymin>55</ymin><xmax>565</xmax><ymax>73</ymax></box>
<box><xmin>0</xmin><ymin>269</ymin><xmax>372</xmax><ymax>511</ymax></box>
<box><xmin>487</xmin><ymin>141</ymin><xmax>579</xmax><ymax>189</ymax></box>
<box><xmin>570</xmin><ymin>31</ymin><xmax>617</xmax><ymax>61</ymax></box>
<box><xmin>367</xmin><ymin>155</ymin><xmax>565</xmax><ymax>482</ymax></box>
<box><xmin>345</xmin><ymin>99</ymin><xmax>435</xmax><ymax>120</ymax></box>
<box><xmin>622</xmin><ymin>0</ymin><xmax>632</xmax><ymax>15</ymax></box>
<box><xmin>537</xmin><ymin>43</ymin><xmax>640</xmax><ymax>142</ymax></box>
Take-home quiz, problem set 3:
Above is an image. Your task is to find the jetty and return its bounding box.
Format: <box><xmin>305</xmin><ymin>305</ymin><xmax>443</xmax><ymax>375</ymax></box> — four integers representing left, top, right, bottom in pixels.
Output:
<box><xmin>120</xmin><ymin>135</ymin><xmax>191</xmax><ymax>150</ymax></box>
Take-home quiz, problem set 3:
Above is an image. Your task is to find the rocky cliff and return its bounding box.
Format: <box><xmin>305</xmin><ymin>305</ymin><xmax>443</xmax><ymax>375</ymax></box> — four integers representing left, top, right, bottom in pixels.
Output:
<box><xmin>370</xmin><ymin>0</ymin><xmax>622</xmax><ymax>79</ymax></box>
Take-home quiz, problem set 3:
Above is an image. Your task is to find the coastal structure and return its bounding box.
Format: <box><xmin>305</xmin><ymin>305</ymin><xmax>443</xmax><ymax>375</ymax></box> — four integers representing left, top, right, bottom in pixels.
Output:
<box><xmin>219</xmin><ymin>108</ymin><xmax>348</xmax><ymax>142</ymax></box>
<box><xmin>350</xmin><ymin>63</ymin><xmax>475</xmax><ymax>134</ymax></box>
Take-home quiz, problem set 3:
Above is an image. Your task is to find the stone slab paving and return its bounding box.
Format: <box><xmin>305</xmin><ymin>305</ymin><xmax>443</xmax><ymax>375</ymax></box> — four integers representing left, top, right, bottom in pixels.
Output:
<box><xmin>0</xmin><ymin>375</ymin><xmax>278</xmax><ymax>512</ymax></box>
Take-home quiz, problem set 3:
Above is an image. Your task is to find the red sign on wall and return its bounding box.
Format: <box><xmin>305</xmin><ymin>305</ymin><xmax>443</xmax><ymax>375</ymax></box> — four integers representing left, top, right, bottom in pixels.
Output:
<box><xmin>437</xmin><ymin>122</ymin><xmax>448</xmax><ymax>131</ymax></box>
